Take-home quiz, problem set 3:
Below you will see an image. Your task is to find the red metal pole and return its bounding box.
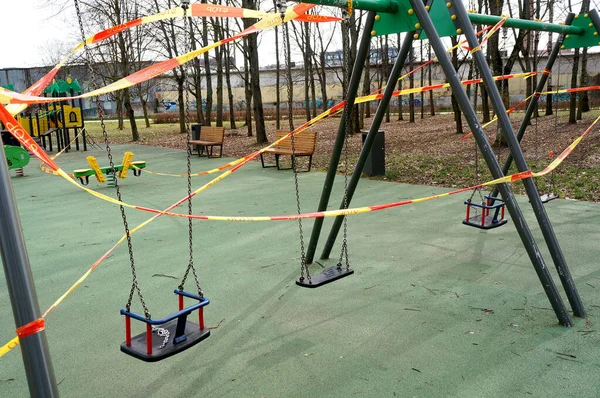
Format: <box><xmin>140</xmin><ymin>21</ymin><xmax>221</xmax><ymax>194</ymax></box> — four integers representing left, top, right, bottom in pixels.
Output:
<box><xmin>179</xmin><ymin>294</ymin><xmax>184</xmax><ymax>311</ymax></box>
<box><xmin>199</xmin><ymin>307</ymin><xmax>205</xmax><ymax>329</ymax></box>
<box><xmin>146</xmin><ymin>324</ymin><xmax>152</xmax><ymax>355</ymax></box>
<box><xmin>125</xmin><ymin>316</ymin><xmax>131</xmax><ymax>346</ymax></box>
<box><xmin>466</xmin><ymin>204</ymin><xmax>471</xmax><ymax>221</ymax></box>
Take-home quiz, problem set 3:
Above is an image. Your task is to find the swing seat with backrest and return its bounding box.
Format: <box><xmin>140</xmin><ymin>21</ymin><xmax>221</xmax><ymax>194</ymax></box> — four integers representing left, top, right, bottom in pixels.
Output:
<box><xmin>463</xmin><ymin>195</ymin><xmax>507</xmax><ymax>229</ymax></box>
<box><xmin>120</xmin><ymin>290</ymin><xmax>210</xmax><ymax>362</ymax></box>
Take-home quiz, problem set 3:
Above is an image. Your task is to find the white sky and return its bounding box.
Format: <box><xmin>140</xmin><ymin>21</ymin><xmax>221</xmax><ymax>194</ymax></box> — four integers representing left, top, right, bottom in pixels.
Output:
<box><xmin>0</xmin><ymin>0</ymin><xmax>322</xmax><ymax>70</ymax></box>
<box><xmin>0</xmin><ymin>1</ymin><xmax>80</xmax><ymax>69</ymax></box>
<box><xmin>1</xmin><ymin>0</ymin><xmax>598</xmax><ymax>71</ymax></box>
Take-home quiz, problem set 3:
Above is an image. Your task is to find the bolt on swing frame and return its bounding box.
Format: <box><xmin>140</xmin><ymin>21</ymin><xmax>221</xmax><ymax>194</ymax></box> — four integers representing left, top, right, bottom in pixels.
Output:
<box><xmin>301</xmin><ymin>0</ymin><xmax>598</xmax><ymax>326</ymax></box>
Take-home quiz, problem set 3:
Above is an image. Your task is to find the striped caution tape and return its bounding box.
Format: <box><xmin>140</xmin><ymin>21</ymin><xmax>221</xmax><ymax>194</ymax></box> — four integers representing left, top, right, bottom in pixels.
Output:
<box><xmin>3</xmin><ymin>3</ymin><xmax>338</xmax><ymax>112</ymax></box>
<box><xmin>2</xmin><ymin>88</ymin><xmax>595</xmax><ymax>223</ymax></box>
<box><xmin>463</xmin><ymin>17</ymin><xmax>507</xmax><ymax>53</ymax></box>
<box><xmin>0</xmin><ymin>12</ymin><xmax>592</xmax><ymax>357</ymax></box>
<box><xmin>460</xmin><ymin>83</ymin><xmax>600</xmax><ymax>140</ymax></box>
<box><xmin>3</xmin><ymin>4</ymin><xmax>277</xmax><ymax>116</ymax></box>
<box><xmin>376</xmin><ymin>25</ymin><xmax>497</xmax><ymax>95</ymax></box>
<box><xmin>39</xmin><ymin>130</ymin><xmax>86</xmax><ymax>177</ymax></box>
<box><xmin>1</xmin><ymin>86</ymin><xmax>597</xmax><ymax>359</ymax></box>
<box><xmin>460</xmin><ymin>94</ymin><xmax>534</xmax><ymax>140</ymax></box>
<box><xmin>3</xmin><ymin>109</ymin><xmax>596</xmax><ymax>360</ymax></box>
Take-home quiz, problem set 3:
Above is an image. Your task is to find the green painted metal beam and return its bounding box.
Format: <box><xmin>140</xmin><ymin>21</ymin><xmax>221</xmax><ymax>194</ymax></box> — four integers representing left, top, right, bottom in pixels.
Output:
<box><xmin>466</xmin><ymin>13</ymin><xmax>584</xmax><ymax>35</ymax></box>
<box><xmin>301</xmin><ymin>0</ymin><xmax>588</xmax><ymax>36</ymax></box>
<box><xmin>300</xmin><ymin>0</ymin><xmax>398</xmax><ymax>13</ymax></box>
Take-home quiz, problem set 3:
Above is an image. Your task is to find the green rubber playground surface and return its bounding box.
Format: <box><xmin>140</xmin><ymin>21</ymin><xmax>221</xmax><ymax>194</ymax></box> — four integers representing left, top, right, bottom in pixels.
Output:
<box><xmin>1</xmin><ymin>144</ymin><xmax>600</xmax><ymax>397</ymax></box>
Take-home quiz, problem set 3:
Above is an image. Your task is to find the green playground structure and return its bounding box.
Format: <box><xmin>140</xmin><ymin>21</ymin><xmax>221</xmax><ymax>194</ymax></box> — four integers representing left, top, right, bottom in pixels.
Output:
<box><xmin>3</xmin><ymin>145</ymin><xmax>30</xmax><ymax>174</ymax></box>
<box><xmin>4</xmin><ymin>146</ymin><xmax>30</xmax><ymax>170</ymax></box>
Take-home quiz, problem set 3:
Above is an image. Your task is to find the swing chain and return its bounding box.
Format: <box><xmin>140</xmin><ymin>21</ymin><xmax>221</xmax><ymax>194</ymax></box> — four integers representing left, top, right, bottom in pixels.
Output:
<box><xmin>338</xmin><ymin>15</ymin><xmax>352</xmax><ymax>271</ymax></box>
<box><xmin>152</xmin><ymin>326</ymin><xmax>170</xmax><ymax>349</ymax></box>
<box><xmin>74</xmin><ymin>0</ymin><xmax>150</xmax><ymax>318</ymax></box>
<box><xmin>281</xmin><ymin>8</ymin><xmax>309</xmax><ymax>283</ymax></box>
<box><xmin>179</xmin><ymin>1</ymin><xmax>203</xmax><ymax>297</ymax></box>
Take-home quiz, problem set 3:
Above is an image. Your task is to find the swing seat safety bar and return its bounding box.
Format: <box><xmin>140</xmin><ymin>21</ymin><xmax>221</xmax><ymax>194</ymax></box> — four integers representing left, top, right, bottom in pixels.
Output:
<box><xmin>463</xmin><ymin>196</ymin><xmax>507</xmax><ymax>230</ymax></box>
<box><xmin>120</xmin><ymin>290</ymin><xmax>210</xmax><ymax>362</ymax></box>
<box><xmin>120</xmin><ymin>290</ymin><xmax>209</xmax><ymax>325</ymax></box>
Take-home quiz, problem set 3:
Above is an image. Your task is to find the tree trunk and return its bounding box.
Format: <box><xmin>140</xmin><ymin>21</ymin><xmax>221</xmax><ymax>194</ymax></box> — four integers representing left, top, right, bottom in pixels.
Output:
<box><xmin>189</xmin><ymin>19</ymin><xmax>205</xmax><ymax>124</ymax></box>
<box><xmin>450</xmin><ymin>37</ymin><xmax>462</xmax><ymax>135</ymax></box>
<box><xmin>244</xmin><ymin>0</ymin><xmax>267</xmax><ymax>143</ymax></box>
<box><xmin>303</xmin><ymin>23</ymin><xmax>311</xmax><ymax>122</ymax></box>
<box><xmin>243</xmin><ymin>40</ymin><xmax>253</xmax><ymax>137</ymax></box>
<box><xmin>177</xmin><ymin>77</ymin><xmax>186</xmax><ymax>135</ymax></box>
<box><xmin>420</xmin><ymin>40</ymin><xmax>424</xmax><ymax>119</ymax></box>
<box><xmin>116</xmin><ymin>95</ymin><xmax>124</xmax><ymax>130</ymax></box>
<box><xmin>284</xmin><ymin>22</ymin><xmax>295</xmax><ymax>131</ymax></box>
<box><xmin>215</xmin><ymin>46</ymin><xmax>224</xmax><ymax>127</ymax></box>
<box><xmin>202</xmin><ymin>11</ymin><xmax>213</xmax><ymax>126</ymax></box>
<box><xmin>577</xmin><ymin>0</ymin><xmax>591</xmax><ymax>120</ymax></box>
<box><xmin>545</xmin><ymin>0</ymin><xmax>554</xmax><ymax>116</ymax></box>
<box><xmin>318</xmin><ymin>51</ymin><xmax>328</xmax><ymax>112</ymax></box>
<box><xmin>225</xmin><ymin>44</ymin><xmax>237</xmax><ymax>129</ymax></box>
<box><xmin>273</xmin><ymin>1</ymin><xmax>281</xmax><ymax>129</ymax></box>
<box><xmin>349</xmin><ymin>13</ymin><xmax>360</xmax><ymax>134</ymax></box>
<box><xmin>577</xmin><ymin>48</ymin><xmax>589</xmax><ymax>119</ymax></box>
<box><xmin>569</xmin><ymin>48</ymin><xmax>579</xmax><ymax>124</ymax></box>
<box><xmin>141</xmin><ymin>99</ymin><xmax>150</xmax><ymax>128</ymax></box>
<box><xmin>409</xmin><ymin>45</ymin><xmax>415</xmax><ymax>123</ymax></box>
<box><xmin>428</xmin><ymin>42</ymin><xmax>435</xmax><ymax>116</ymax></box>
<box><xmin>123</xmin><ymin>88</ymin><xmax>139</xmax><ymax>141</ymax></box>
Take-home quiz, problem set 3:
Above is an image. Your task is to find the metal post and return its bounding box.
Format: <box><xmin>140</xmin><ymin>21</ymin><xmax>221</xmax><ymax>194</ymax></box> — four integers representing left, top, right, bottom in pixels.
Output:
<box><xmin>410</xmin><ymin>0</ymin><xmax>572</xmax><ymax>326</ymax></box>
<box><xmin>0</xmin><ymin>136</ymin><xmax>58</xmax><ymax>396</ymax></box>
<box><xmin>453</xmin><ymin>2</ymin><xmax>585</xmax><ymax>319</ymax></box>
<box><xmin>492</xmin><ymin>13</ymin><xmax>575</xmax><ymax>196</ymax></box>
<box><xmin>320</xmin><ymin>32</ymin><xmax>415</xmax><ymax>260</ymax></box>
<box><xmin>305</xmin><ymin>12</ymin><xmax>376</xmax><ymax>264</ymax></box>
<box><xmin>485</xmin><ymin>13</ymin><xmax>585</xmax><ymax>317</ymax></box>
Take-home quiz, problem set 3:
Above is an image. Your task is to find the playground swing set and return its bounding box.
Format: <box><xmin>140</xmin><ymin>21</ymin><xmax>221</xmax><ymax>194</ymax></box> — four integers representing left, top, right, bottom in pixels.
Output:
<box><xmin>3</xmin><ymin>0</ymin><xmax>600</xmax><ymax>394</ymax></box>
<box><xmin>72</xmin><ymin>0</ymin><xmax>210</xmax><ymax>361</ymax></box>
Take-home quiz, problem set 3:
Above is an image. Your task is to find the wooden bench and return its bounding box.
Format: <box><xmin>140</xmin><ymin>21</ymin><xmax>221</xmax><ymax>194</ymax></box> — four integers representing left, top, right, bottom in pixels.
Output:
<box><xmin>260</xmin><ymin>130</ymin><xmax>317</xmax><ymax>172</ymax></box>
<box><xmin>188</xmin><ymin>126</ymin><xmax>224</xmax><ymax>158</ymax></box>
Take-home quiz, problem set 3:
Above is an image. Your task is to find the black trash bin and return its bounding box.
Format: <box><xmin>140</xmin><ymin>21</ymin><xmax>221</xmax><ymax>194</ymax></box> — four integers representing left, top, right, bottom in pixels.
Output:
<box><xmin>361</xmin><ymin>130</ymin><xmax>385</xmax><ymax>176</ymax></box>
<box><xmin>191</xmin><ymin>123</ymin><xmax>203</xmax><ymax>153</ymax></box>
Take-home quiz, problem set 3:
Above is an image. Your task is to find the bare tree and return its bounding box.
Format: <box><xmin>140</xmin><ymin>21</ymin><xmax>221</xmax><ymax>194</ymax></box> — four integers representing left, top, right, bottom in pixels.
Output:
<box><xmin>84</xmin><ymin>0</ymin><xmax>139</xmax><ymax>140</ymax></box>
<box><xmin>242</xmin><ymin>0</ymin><xmax>267</xmax><ymax>143</ymax></box>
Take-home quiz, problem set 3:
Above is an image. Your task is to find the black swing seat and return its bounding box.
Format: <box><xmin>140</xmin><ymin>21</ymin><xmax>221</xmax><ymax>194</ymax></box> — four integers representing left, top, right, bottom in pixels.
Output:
<box><xmin>296</xmin><ymin>266</ymin><xmax>354</xmax><ymax>288</ymax></box>
<box><xmin>120</xmin><ymin>290</ymin><xmax>210</xmax><ymax>362</ymax></box>
<box><xmin>463</xmin><ymin>196</ymin><xmax>508</xmax><ymax>230</ymax></box>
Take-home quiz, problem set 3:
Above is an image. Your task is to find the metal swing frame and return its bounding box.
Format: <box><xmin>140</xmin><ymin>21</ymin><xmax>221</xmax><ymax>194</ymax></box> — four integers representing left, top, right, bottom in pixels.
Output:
<box><xmin>118</xmin><ymin>0</ymin><xmax>210</xmax><ymax>362</ymax></box>
<box><xmin>298</xmin><ymin>0</ymin><xmax>596</xmax><ymax>326</ymax></box>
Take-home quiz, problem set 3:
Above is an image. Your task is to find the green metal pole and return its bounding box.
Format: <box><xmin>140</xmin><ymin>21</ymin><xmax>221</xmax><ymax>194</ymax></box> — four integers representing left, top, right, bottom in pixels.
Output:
<box><xmin>300</xmin><ymin>0</ymin><xmax>398</xmax><ymax>13</ymax></box>
<box><xmin>305</xmin><ymin>12</ymin><xmax>377</xmax><ymax>264</ymax></box>
<box><xmin>411</xmin><ymin>0</ymin><xmax>572</xmax><ymax>326</ymax></box>
<box><xmin>467</xmin><ymin>13</ymin><xmax>584</xmax><ymax>35</ymax></box>
<box><xmin>298</xmin><ymin>0</ymin><xmax>585</xmax><ymax>36</ymax></box>
<box><xmin>0</xmin><ymin>135</ymin><xmax>59</xmax><ymax>397</ymax></box>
